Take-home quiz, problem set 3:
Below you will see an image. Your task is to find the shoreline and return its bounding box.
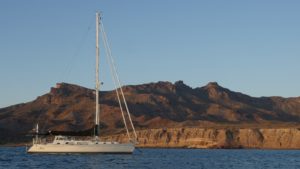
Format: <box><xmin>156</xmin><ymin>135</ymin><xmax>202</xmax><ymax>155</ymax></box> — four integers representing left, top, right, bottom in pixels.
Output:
<box><xmin>3</xmin><ymin>127</ymin><xmax>300</xmax><ymax>149</ymax></box>
<box><xmin>2</xmin><ymin>144</ymin><xmax>300</xmax><ymax>150</ymax></box>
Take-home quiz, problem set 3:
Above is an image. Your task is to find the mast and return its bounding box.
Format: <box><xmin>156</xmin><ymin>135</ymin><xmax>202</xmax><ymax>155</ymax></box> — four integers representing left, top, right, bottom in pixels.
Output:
<box><xmin>95</xmin><ymin>11</ymin><xmax>100</xmax><ymax>136</ymax></box>
<box><xmin>35</xmin><ymin>123</ymin><xmax>39</xmax><ymax>143</ymax></box>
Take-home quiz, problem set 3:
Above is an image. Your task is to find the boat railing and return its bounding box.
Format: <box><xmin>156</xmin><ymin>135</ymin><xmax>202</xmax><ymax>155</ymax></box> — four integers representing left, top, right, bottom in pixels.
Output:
<box><xmin>32</xmin><ymin>137</ymin><xmax>48</xmax><ymax>145</ymax></box>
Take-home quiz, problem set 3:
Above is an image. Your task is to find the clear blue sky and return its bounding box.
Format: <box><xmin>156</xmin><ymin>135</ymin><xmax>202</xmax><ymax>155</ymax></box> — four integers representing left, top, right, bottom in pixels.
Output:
<box><xmin>0</xmin><ymin>0</ymin><xmax>299</xmax><ymax>108</ymax></box>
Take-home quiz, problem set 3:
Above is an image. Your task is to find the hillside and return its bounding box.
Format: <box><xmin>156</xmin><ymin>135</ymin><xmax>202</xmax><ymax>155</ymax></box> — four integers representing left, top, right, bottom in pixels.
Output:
<box><xmin>0</xmin><ymin>81</ymin><xmax>300</xmax><ymax>144</ymax></box>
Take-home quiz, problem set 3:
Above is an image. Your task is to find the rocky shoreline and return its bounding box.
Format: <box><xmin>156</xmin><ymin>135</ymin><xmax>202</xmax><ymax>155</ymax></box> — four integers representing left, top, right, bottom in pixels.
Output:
<box><xmin>103</xmin><ymin>127</ymin><xmax>300</xmax><ymax>149</ymax></box>
<box><xmin>3</xmin><ymin>127</ymin><xmax>300</xmax><ymax>149</ymax></box>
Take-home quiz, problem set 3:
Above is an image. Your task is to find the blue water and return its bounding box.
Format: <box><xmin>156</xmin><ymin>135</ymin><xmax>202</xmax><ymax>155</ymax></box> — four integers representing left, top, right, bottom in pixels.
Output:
<box><xmin>1</xmin><ymin>147</ymin><xmax>300</xmax><ymax>169</ymax></box>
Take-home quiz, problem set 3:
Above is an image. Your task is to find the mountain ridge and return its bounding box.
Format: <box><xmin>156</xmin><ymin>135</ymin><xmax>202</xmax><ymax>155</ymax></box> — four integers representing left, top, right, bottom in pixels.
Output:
<box><xmin>0</xmin><ymin>81</ymin><xmax>300</xmax><ymax>144</ymax></box>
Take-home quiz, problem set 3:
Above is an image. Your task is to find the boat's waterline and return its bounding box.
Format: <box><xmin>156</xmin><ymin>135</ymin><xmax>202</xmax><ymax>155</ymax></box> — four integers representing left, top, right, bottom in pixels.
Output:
<box><xmin>27</xmin><ymin>142</ymin><xmax>135</xmax><ymax>154</ymax></box>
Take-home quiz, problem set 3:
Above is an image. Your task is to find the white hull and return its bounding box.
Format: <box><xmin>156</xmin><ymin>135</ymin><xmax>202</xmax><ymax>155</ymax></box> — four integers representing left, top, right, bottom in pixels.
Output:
<box><xmin>27</xmin><ymin>143</ymin><xmax>134</xmax><ymax>154</ymax></box>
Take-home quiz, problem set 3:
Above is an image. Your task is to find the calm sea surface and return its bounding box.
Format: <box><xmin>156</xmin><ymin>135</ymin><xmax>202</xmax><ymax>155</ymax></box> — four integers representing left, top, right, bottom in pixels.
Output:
<box><xmin>1</xmin><ymin>147</ymin><xmax>300</xmax><ymax>169</ymax></box>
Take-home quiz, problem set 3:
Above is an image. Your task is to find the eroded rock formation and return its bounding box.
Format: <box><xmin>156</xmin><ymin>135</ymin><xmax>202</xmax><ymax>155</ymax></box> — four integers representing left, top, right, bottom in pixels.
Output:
<box><xmin>105</xmin><ymin>128</ymin><xmax>300</xmax><ymax>149</ymax></box>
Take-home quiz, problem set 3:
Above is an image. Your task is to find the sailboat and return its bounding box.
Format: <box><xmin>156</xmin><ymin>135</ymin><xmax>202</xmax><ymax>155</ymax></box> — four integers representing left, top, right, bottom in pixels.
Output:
<box><xmin>27</xmin><ymin>12</ymin><xmax>137</xmax><ymax>153</ymax></box>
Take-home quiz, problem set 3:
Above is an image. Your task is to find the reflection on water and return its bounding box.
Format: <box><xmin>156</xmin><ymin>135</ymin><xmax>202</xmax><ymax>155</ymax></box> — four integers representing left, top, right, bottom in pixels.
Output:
<box><xmin>1</xmin><ymin>147</ymin><xmax>300</xmax><ymax>169</ymax></box>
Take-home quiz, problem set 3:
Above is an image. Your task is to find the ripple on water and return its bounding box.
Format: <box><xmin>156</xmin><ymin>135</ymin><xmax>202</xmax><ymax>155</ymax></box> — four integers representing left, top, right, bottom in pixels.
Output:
<box><xmin>1</xmin><ymin>148</ymin><xmax>300</xmax><ymax>169</ymax></box>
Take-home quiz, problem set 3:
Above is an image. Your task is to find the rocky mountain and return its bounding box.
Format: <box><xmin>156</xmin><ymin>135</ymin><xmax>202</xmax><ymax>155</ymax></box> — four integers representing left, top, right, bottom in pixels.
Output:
<box><xmin>0</xmin><ymin>81</ymin><xmax>300</xmax><ymax>145</ymax></box>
